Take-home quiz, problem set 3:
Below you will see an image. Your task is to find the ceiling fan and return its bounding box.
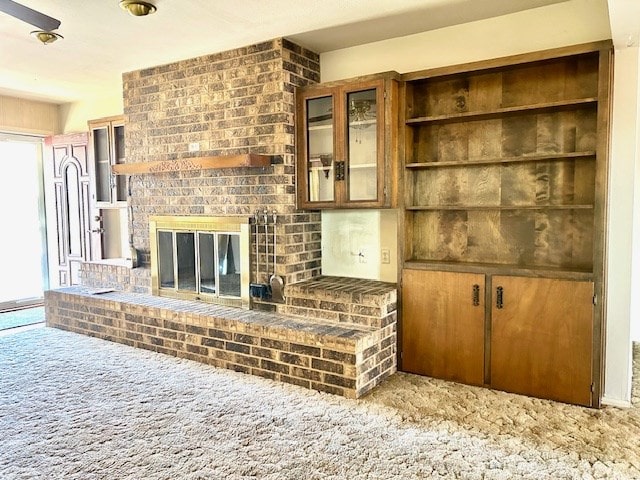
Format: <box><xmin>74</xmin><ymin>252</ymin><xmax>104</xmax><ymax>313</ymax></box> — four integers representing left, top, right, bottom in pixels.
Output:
<box><xmin>0</xmin><ymin>0</ymin><xmax>62</xmax><ymax>43</ymax></box>
<box><xmin>0</xmin><ymin>0</ymin><xmax>60</xmax><ymax>30</ymax></box>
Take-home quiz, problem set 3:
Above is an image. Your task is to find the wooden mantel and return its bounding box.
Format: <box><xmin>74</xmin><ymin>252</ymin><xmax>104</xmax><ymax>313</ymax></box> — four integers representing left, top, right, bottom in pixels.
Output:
<box><xmin>111</xmin><ymin>154</ymin><xmax>271</xmax><ymax>175</ymax></box>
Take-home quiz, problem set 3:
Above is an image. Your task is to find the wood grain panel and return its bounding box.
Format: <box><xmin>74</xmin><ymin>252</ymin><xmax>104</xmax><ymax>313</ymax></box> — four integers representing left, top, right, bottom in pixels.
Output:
<box><xmin>490</xmin><ymin>276</ymin><xmax>594</xmax><ymax>406</ymax></box>
<box><xmin>468</xmin><ymin>73</ymin><xmax>502</xmax><ymax>112</ymax></box>
<box><xmin>410</xmin><ymin>209</ymin><xmax>593</xmax><ymax>270</ymax></box>
<box><xmin>502</xmin><ymin>116</ymin><xmax>537</xmax><ymax>156</ymax></box>
<box><xmin>402</xmin><ymin>269</ymin><xmax>485</xmax><ymax>385</ymax></box>
<box><xmin>468</xmin><ymin>119</ymin><xmax>502</xmax><ymax>160</ymax></box>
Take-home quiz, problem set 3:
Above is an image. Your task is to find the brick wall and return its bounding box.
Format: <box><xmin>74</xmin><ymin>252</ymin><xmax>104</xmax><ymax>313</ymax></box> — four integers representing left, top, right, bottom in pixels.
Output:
<box><xmin>83</xmin><ymin>38</ymin><xmax>322</xmax><ymax>295</ymax></box>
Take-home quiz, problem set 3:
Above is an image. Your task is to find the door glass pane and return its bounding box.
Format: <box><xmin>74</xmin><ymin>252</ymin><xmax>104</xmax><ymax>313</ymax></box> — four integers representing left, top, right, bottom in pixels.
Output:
<box><xmin>347</xmin><ymin>89</ymin><xmax>378</xmax><ymax>201</ymax></box>
<box><xmin>114</xmin><ymin>125</ymin><xmax>126</xmax><ymax>202</ymax></box>
<box><xmin>158</xmin><ymin>231</ymin><xmax>174</xmax><ymax>288</ymax></box>
<box><xmin>176</xmin><ymin>232</ymin><xmax>196</xmax><ymax>291</ymax></box>
<box><xmin>306</xmin><ymin>96</ymin><xmax>334</xmax><ymax>202</ymax></box>
<box><xmin>93</xmin><ymin>128</ymin><xmax>111</xmax><ymax>202</ymax></box>
<box><xmin>218</xmin><ymin>234</ymin><xmax>241</xmax><ymax>297</ymax></box>
<box><xmin>198</xmin><ymin>233</ymin><xmax>216</xmax><ymax>294</ymax></box>
<box><xmin>0</xmin><ymin>139</ymin><xmax>45</xmax><ymax>304</ymax></box>
<box><xmin>64</xmin><ymin>164</ymin><xmax>82</xmax><ymax>257</ymax></box>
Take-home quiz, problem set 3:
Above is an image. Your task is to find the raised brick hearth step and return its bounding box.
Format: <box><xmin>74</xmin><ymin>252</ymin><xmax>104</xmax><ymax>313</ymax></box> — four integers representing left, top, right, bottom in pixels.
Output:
<box><xmin>45</xmin><ymin>286</ymin><xmax>396</xmax><ymax>398</ymax></box>
<box><xmin>283</xmin><ymin>276</ymin><xmax>397</xmax><ymax>329</ymax></box>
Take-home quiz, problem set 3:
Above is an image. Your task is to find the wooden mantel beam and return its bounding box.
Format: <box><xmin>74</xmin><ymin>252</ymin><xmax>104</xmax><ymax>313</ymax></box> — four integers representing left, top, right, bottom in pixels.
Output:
<box><xmin>111</xmin><ymin>154</ymin><xmax>271</xmax><ymax>175</ymax></box>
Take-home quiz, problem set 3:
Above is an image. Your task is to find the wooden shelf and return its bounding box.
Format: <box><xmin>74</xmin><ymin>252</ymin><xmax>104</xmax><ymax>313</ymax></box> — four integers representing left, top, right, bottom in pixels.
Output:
<box><xmin>403</xmin><ymin>260</ymin><xmax>593</xmax><ymax>281</ymax></box>
<box><xmin>111</xmin><ymin>154</ymin><xmax>271</xmax><ymax>175</ymax></box>
<box><xmin>405</xmin><ymin>151</ymin><xmax>596</xmax><ymax>169</ymax></box>
<box><xmin>406</xmin><ymin>204</ymin><xmax>594</xmax><ymax>211</ymax></box>
<box><xmin>406</xmin><ymin>98</ymin><xmax>598</xmax><ymax>125</ymax></box>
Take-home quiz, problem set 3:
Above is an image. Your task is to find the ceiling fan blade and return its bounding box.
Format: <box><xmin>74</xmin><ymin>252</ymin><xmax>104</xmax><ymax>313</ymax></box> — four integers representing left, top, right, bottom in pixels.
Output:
<box><xmin>0</xmin><ymin>0</ymin><xmax>61</xmax><ymax>31</ymax></box>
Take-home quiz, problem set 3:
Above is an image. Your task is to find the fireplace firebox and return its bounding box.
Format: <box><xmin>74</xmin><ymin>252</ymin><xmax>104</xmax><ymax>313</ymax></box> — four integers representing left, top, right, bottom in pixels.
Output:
<box><xmin>150</xmin><ymin>216</ymin><xmax>250</xmax><ymax>308</ymax></box>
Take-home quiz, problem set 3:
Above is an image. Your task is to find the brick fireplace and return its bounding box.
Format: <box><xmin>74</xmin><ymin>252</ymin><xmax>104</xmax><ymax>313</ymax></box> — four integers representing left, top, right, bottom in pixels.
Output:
<box><xmin>81</xmin><ymin>38</ymin><xmax>323</xmax><ymax>301</ymax></box>
<box><xmin>48</xmin><ymin>37</ymin><xmax>398</xmax><ymax>398</ymax></box>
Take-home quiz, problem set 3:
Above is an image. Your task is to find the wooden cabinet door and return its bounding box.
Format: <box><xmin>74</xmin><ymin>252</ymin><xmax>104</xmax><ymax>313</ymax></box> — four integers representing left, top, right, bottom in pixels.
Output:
<box><xmin>402</xmin><ymin>269</ymin><xmax>485</xmax><ymax>386</ymax></box>
<box><xmin>490</xmin><ymin>276</ymin><xmax>594</xmax><ymax>406</ymax></box>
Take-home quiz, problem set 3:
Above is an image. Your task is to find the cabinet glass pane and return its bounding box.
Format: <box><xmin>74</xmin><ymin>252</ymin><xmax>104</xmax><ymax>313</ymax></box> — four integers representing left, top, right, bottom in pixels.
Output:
<box><xmin>218</xmin><ymin>233</ymin><xmax>241</xmax><ymax>297</ymax></box>
<box><xmin>114</xmin><ymin>125</ymin><xmax>126</xmax><ymax>202</ymax></box>
<box><xmin>306</xmin><ymin>96</ymin><xmax>334</xmax><ymax>202</ymax></box>
<box><xmin>92</xmin><ymin>128</ymin><xmax>111</xmax><ymax>202</ymax></box>
<box><xmin>347</xmin><ymin>89</ymin><xmax>378</xmax><ymax>201</ymax></box>
<box><xmin>158</xmin><ymin>231</ymin><xmax>175</xmax><ymax>288</ymax></box>
<box><xmin>176</xmin><ymin>232</ymin><xmax>196</xmax><ymax>291</ymax></box>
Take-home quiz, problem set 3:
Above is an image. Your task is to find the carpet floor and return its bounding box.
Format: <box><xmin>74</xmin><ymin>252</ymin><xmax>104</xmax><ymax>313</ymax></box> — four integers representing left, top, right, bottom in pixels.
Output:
<box><xmin>0</xmin><ymin>307</ymin><xmax>44</xmax><ymax>331</ymax></box>
<box><xmin>0</xmin><ymin>327</ymin><xmax>638</xmax><ymax>479</ymax></box>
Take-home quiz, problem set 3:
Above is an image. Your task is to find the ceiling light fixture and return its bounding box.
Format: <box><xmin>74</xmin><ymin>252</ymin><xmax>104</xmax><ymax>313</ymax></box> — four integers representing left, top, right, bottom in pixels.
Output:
<box><xmin>119</xmin><ymin>0</ymin><xmax>156</xmax><ymax>16</ymax></box>
<box><xmin>30</xmin><ymin>30</ymin><xmax>63</xmax><ymax>44</ymax></box>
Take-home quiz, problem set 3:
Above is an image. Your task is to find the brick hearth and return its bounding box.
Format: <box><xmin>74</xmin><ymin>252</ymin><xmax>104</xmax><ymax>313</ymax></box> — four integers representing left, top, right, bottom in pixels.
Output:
<box><xmin>46</xmin><ymin>276</ymin><xmax>397</xmax><ymax>398</ymax></box>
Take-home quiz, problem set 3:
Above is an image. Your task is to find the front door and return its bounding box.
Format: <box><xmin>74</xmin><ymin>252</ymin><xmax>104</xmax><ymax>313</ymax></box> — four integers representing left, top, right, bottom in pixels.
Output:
<box><xmin>44</xmin><ymin>133</ymin><xmax>92</xmax><ymax>288</ymax></box>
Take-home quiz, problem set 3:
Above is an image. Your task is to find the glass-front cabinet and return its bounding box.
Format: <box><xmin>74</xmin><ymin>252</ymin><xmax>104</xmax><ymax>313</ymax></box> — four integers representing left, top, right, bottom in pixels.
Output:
<box><xmin>296</xmin><ymin>73</ymin><xmax>398</xmax><ymax>209</ymax></box>
<box><xmin>88</xmin><ymin>116</ymin><xmax>126</xmax><ymax>207</ymax></box>
<box><xmin>87</xmin><ymin>115</ymin><xmax>128</xmax><ymax>262</ymax></box>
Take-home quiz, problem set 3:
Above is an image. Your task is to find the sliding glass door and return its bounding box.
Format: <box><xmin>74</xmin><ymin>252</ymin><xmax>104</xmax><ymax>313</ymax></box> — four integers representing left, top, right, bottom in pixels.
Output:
<box><xmin>0</xmin><ymin>135</ymin><xmax>47</xmax><ymax>311</ymax></box>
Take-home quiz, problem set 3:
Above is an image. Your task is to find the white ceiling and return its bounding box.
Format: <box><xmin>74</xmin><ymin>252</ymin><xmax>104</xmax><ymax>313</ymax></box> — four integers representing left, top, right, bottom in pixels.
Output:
<box><xmin>0</xmin><ymin>0</ymin><xmax>574</xmax><ymax>104</ymax></box>
<box><xmin>0</xmin><ymin>0</ymin><xmax>633</xmax><ymax>105</ymax></box>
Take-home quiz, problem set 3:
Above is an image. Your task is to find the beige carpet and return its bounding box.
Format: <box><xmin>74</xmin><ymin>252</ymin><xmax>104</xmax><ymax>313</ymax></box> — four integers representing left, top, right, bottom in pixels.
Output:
<box><xmin>1</xmin><ymin>327</ymin><xmax>638</xmax><ymax>479</ymax></box>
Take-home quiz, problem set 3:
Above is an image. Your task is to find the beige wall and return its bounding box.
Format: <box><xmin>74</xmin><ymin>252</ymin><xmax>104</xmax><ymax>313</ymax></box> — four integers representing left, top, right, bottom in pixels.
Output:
<box><xmin>0</xmin><ymin>95</ymin><xmax>59</xmax><ymax>135</ymax></box>
<box><xmin>321</xmin><ymin>0</ymin><xmax>610</xmax><ymax>81</ymax></box>
<box><xmin>59</xmin><ymin>88</ymin><xmax>123</xmax><ymax>134</ymax></box>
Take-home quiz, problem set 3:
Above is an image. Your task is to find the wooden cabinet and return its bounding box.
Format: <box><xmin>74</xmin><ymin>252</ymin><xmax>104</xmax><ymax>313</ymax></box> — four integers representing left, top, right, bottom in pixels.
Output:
<box><xmin>296</xmin><ymin>73</ymin><xmax>398</xmax><ymax>209</ymax></box>
<box><xmin>401</xmin><ymin>270</ymin><xmax>594</xmax><ymax>406</ymax></box>
<box><xmin>400</xmin><ymin>42</ymin><xmax>612</xmax><ymax>406</ymax></box>
<box><xmin>88</xmin><ymin>115</ymin><xmax>126</xmax><ymax>207</ymax></box>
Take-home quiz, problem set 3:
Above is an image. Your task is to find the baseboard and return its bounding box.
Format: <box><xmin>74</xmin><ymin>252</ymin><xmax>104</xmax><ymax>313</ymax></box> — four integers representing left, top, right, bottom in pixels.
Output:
<box><xmin>601</xmin><ymin>396</ymin><xmax>633</xmax><ymax>409</ymax></box>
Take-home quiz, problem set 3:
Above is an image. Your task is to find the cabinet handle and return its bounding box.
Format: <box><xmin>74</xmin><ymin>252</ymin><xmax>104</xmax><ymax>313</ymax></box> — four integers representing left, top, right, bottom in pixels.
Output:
<box><xmin>472</xmin><ymin>284</ymin><xmax>480</xmax><ymax>306</ymax></box>
<box><xmin>335</xmin><ymin>161</ymin><xmax>345</xmax><ymax>181</ymax></box>
<box><xmin>496</xmin><ymin>286</ymin><xmax>504</xmax><ymax>309</ymax></box>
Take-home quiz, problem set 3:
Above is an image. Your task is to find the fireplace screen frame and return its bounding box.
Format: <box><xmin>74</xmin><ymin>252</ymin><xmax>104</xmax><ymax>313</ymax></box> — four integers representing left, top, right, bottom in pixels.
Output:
<box><xmin>150</xmin><ymin>216</ymin><xmax>250</xmax><ymax>309</ymax></box>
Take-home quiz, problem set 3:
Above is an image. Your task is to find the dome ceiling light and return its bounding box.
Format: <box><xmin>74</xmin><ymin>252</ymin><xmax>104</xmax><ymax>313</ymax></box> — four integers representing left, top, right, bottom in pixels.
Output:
<box><xmin>119</xmin><ymin>0</ymin><xmax>157</xmax><ymax>17</ymax></box>
<box><xmin>30</xmin><ymin>29</ymin><xmax>63</xmax><ymax>44</ymax></box>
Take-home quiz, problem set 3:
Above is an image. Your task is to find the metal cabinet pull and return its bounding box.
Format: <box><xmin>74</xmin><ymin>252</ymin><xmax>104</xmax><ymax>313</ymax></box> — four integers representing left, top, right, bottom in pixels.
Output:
<box><xmin>335</xmin><ymin>161</ymin><xmax>345</xmax><ymax>181</ymax></box>
<box><xmin>496</xmin><ymin>286</ymin><xmax>504</xmax><ymax>309</ymax></box>
<box><xmin>472</xmin><ymin>284</ymin><xmax>480</xmax><ymax>306</ymax></box>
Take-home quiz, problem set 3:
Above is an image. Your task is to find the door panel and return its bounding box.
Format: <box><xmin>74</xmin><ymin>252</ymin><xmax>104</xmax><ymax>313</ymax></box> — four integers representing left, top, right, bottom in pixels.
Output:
<box><xmin>402</xmin><ymin>269</ymin><xmax>485</xmax><ymax>386</ymax></box>
<box><xmin>44</xmin><ymin>133</ymin><xmax>91</xmax><ymax>288</ymax></box>
<box><xmin>490</xmin><ymin>276</ymin><xmax>593</xmax><ymax>406</ymax></box>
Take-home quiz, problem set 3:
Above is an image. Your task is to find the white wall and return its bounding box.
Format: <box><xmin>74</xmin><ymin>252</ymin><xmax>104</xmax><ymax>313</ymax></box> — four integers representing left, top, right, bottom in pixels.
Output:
<box><xmin>633</xmin><ymin>46</ymin><xmax>640</xmax><ymax>344</ymax></box>
<box><xmin>604</xmin><ymin>46</ymin><xmax>639</xmax><ymax>405</ymax></box>
<box><xmin>321</xmin><ymin>209</ymin><xmax>397</xmax><ymax>282</ymax></box>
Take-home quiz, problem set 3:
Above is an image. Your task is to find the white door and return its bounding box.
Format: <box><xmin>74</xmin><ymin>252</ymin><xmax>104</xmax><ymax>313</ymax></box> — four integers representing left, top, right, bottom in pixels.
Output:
<box><xmin>43</xmin><ymin>133</ymin><xmax>92</xmax><ymax>288</ymax></box>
